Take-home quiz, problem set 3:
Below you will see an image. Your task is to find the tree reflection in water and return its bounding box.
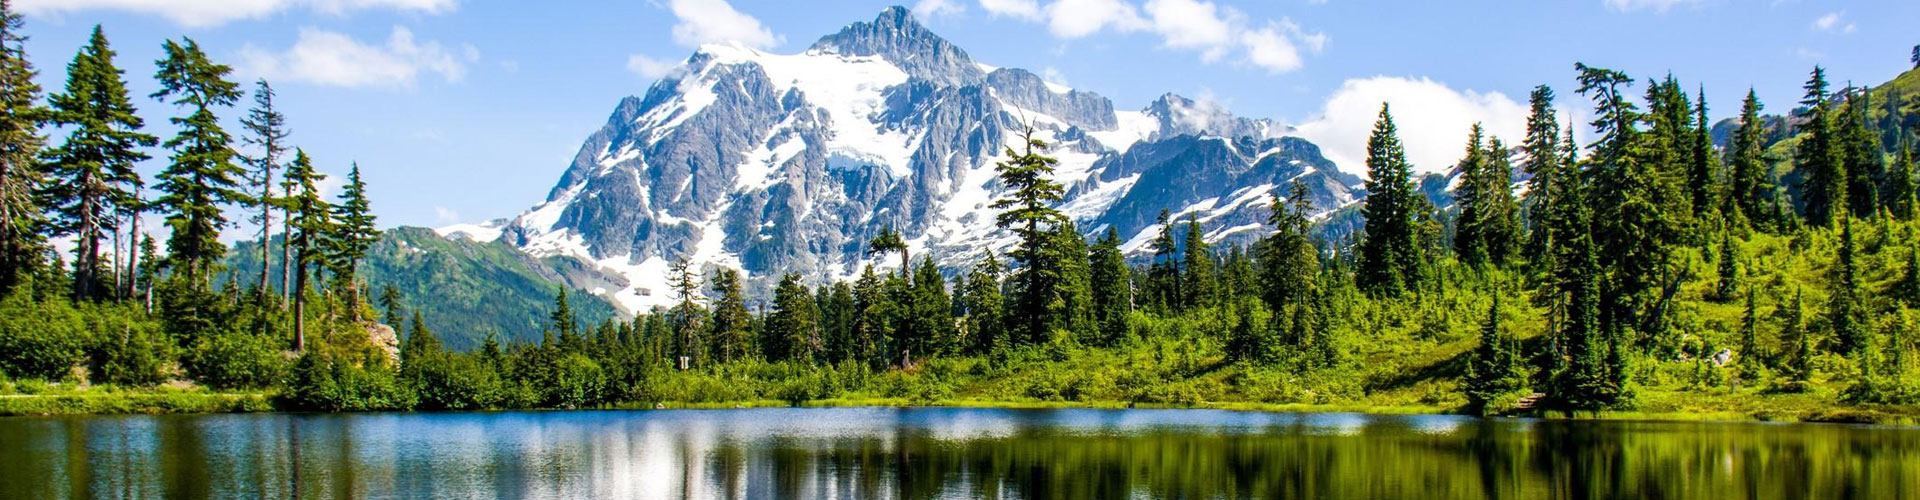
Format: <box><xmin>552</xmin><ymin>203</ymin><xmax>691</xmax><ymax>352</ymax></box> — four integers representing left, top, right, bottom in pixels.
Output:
<box><xmin>0</xmin><ymin>408</ymin><xmax>1913</xmax><ymax>499</ymax></box>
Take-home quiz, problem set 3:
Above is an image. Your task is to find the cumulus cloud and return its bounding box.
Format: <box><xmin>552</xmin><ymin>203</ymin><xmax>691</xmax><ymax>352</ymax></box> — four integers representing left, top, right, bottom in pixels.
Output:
<box><xmin>626</xmin><ymin>54</ymin><xmax>680</xmax><ymax>79</ymax></box>
<box><xmin>1811</xmin><ymin>12</ymin><xmax>1854</xmax><ymax>33</ymax></box>
<box><xmin>1601</xmin><ymin>0</ymin><xmax>1705</xmax><ymax>12</ymax></box>
<box><xmin>434</xmin><ymin>206</ymin><xmax>461</xmax><ymax>224</ymax></box>
<box><xmin>238</xmin><ymin>26</ymin><xmax>474</xmax><ymax>89</ymax></box>
<box><xmin>1291</xmin><ymin>76</ymin><xmax>1530</xmax><ymax>178</ymax></box>
<box><xmin>982</xmin><ymin>0</ymin><xmax>1326</xmax><ymax>73</ymax></box>
<box><xmin>666</xmin><ymin>0</ymin><xmax>780</xmax><ymax>49</ymax></box>
<box><xmin>16</xmin><ymin>0</ymin><xmax>454</xmax><ymax>28</ymax></box>
<box><xmin>1041</xmin><ymin>66</ymin><xmax>1070</xmax><ymax>87</ymax></box>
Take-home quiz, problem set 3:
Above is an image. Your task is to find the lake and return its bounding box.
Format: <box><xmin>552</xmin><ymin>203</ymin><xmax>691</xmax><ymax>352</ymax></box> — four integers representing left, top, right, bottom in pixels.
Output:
<box><xmin>0</xmin><ymin>407</ymin><xmax>1913</xmax><ymax>499</ymax></box>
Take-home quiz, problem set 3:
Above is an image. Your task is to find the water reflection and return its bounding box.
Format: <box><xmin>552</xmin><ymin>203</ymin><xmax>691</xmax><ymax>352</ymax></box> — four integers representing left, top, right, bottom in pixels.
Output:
<box><xmin>0</xmin><ymin>408</ymin><xmax>1913</xmax><ymax>499</ymax></box>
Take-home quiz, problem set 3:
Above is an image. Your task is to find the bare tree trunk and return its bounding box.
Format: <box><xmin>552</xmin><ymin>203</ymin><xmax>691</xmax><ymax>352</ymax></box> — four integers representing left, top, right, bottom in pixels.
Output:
<box><xmin>280</xmin><ymin>184</ymin><xmax>293</xmax><ymax>304</ymax></box>
<box><xmin>293</xmin><ymin>259</ymin><xmax>307</xmax><ymax>352</ymax></box>
<box><xmin>125</xmin><ymin>198</ymin><xmax>140</xmax><ymax>300</ymax></box>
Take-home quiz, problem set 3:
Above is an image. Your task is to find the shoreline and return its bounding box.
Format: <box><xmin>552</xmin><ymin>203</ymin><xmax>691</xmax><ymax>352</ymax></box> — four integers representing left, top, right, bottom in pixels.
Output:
<box><xmin>6</xmin><ymin>390</ymin><xmax>1915</xmax><ymax>426</ymax></box>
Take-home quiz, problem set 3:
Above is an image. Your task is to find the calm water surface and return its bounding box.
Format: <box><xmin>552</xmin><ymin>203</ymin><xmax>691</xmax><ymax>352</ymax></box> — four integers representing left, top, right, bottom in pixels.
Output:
<box><xmin>0</xmin><ymin>407</ymin><xmax>1914</xmax><ymax>499</ymax></box>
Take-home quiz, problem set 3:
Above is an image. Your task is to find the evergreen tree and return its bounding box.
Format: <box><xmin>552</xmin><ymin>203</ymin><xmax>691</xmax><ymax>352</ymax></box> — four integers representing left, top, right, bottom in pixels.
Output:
<box><xmin>667</xmin><ymin>258</ymin><xmax>704</xmax><ymax>367</ymax></box>
<box><xmin>1729</xmin><ymin>90</ymin><xmax>1774</xmax><ymax>227</ymax></box>
<box><xmin>1831</xmin><ymin>215</ymin><xmax>1862</xmax><ymax>356</ymax></box>
<box><xmin>1578</xmin><ymin>63</ymin><xmax>1670</xmax><ymax>343</ymax></box>
<box><xmin>1688</xmin><ymin>87</ymin><xmax>1718</xmax><ymax>223</ymax></box>
<box><xmin>1050</xmin><ymin>220</ymin><xmax>1095</xmax><ymax>337</ymax></box>
<box><xmin>1786</xmin><ymin>288</ymin><xmax>1812</xmax><ymax>383</ymax></box>
<box><xmin>820</xmin><ymin>282</ymin><xmax>856</xmax><ymax>363</ymax></box>
<box><xmin>0</xmin><ymin>0</ymin><xmax>46</xmax><ymax>295</ymax></box>
<box><xmin>851</xmin><ymin>265</ymin><xmax>891</xmax><ymax>365</ymax></box>
<box><xmin>151</xmin><ymin>37</ymin><xmax>243</xmax><ymax>289</ymax></box>
<box><xmin>1355</xmin><ymin>104</ymin><xmax>1423</xmax><ymax>296</ymax></box>
<box><xmin>325</xmin><ymin>163</ymin><xmax>377</xmax><ymax>317</ymax></box>
<box><xmin>767</xmin><ymin>273</ymin><xmax>819</xmax><ymax>364</ymax></box>
<box><xmin>379</xmin><ymin>283</ymin><xmax>403</xmax><ymax>326</ymax></box>
<box><xmin>866</xmin><ymin>225</ymin><xmax>909</xmax><ymax>276</ymax></box>
<box><xmin>1522</xmin><ymin>85</ymin><xmax>1562</xmax><ymax>259</ymax></box>
<box><xmin>239</xmin><ymin>79</ymin><xmax>289</xmax><ymax>298</ymax></box>
<box><xmin>1148</xmin><ymin>209</ymin><xmax>1181</xmax><ymax>312</ymax></box>
<box><xmin>1260</xmin><ymin>181</ymin><xmax>1317</xmax><ymax>312</ymax></box>
<box><xmin>1467</xmin><ymin>295</ymin><xmax>1528</xmax><ymax>413</ymax></box>
<box><xmin>1796</xmin><ymin>66</ymin><xmax>1845</xmax><ymax>228</ymax></box>
<box><xmin>708</xmin><ymin>267</ymin><xmax>752</xmax><ymax>363</ymax></box>
<box><xmin>1838</xmin><ymin>91</ymin><xmax>1883</xmax><ymax>218</ymax></box>
<box><xmin>41</xmin><ymin>26</ymin><xmax>155</xmax><ymax>300</ymax></box>
<box><xmin>991</xmin><ymin>127</ymin><xmax>1068</xmax><ymax>345</ymax></box>
<box><xmin>1481</xmin><ymin>138</ymin><xmax>1521</xmax><ymax>263</ymax></box>
<box><xmin>1453</xmin><ymin>123</ymin><xmax>1492</xmax><ymax>264</ymax></box>
<box><xmin>1088</xmin><ymin>227</ymin><xmax>1131</xmax><ymax>345</ymax></box>
<box><xmin>960</xmin><ymin>253</ymin><xmax>1006</xmax><ymax>356</ymax></box>
<box><xmin>1715</xmin><ymin>228</ymin><xmax>1740</xmax><ymax>302</ymax></box>
<box><xmin>283</xmin><ymin>150</ymin><xmax>328</xmax><ymax>351</ymax></box>
<box><xmin>1887</xmin><ymin>133</ymin><xmax>1917</xmax><ymax>220</ymax></box>
<box><xmin>1740</xmin><ymin>286</ymin><xmax>1761</xmax><ymax>366</ymax></box>
<box><xmin>905</xmin><ymin>257</ymin><xmax>953</xmax><ymax>359</ymax></box>
<box><xmin>1180</xmin><ymin>216</ymin><xmax>1216</xmax><ymax>310</ymax></box>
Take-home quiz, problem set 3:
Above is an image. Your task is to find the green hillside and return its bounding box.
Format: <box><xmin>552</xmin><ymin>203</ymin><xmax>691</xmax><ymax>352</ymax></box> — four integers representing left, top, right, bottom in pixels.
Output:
<box><xmin>224</xmin><ymin>227</ymin><xmax>621</xmax><ymax>350</ymax></box>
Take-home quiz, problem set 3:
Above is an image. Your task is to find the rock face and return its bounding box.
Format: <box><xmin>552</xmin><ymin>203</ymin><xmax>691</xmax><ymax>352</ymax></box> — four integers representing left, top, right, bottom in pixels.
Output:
<box><xmin>487</xmin><ymin>6</ymin><xmax>1363</xmax><ymax>311</ymax></box>
<box><xmin>367</xmin><ymin>323</ymin><xmax>400</xmax><ymax>365</ymax></box>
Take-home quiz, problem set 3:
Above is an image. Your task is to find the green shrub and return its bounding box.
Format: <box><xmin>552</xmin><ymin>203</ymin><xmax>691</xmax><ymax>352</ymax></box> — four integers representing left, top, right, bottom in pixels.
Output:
<box><xmin>284</xmin><ymin>352</ymin><xmax>415</xmax><ymax>411</ymax></box>
<box><xmin>87</xmin><ymin>313</ymin><xmax>173</xmax><ymax>387</ymax></box>
<box><xmin>188</xmin><ymin>331</ymin><xmax>289</xmax><ymax>390</ymax></box>
<box><xmin>0</xmin><ymin>287</ymin><xmax>87</xmax><ymax>381</ymax></box>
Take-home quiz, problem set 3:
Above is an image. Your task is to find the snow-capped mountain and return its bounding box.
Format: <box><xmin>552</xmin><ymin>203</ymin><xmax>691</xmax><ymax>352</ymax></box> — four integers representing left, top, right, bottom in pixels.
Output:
<box><xmin>467</xmin><ymin>6</ymin><xmax>1361</xmax><ymax>311</ymax></box>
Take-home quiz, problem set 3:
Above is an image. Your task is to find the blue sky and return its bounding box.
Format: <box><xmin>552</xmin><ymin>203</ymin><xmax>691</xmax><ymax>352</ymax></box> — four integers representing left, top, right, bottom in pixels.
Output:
<box><xmin>16</xmin><ymin>0</ymin><xmax>1919</xmax><ymax>232</ymax></box>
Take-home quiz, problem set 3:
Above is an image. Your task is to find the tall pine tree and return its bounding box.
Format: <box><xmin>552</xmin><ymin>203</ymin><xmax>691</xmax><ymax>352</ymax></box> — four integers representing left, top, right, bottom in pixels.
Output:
<box><xmin>1796</xmin><ymin>66</ymin><xmax>1845</xmax><ymax>228</ymax></box>
<box><xmin>325</xmin><ymin>162</ymin><xmax>378</xmax><ymax>318</ymax></box>
<box><xmin>991</xmin><ymin>127</ymin><xmax>1068</xmax><ymax>345</ymax></box>
<box><xmin>151</xmin><ymin>37</ymin><xmax>243</xmax><ymax>289</ymax></box>
<box><xmin>284</xmin><ymin>149</ymin><xmax>329</xmax><ymax>351</ymax></box>
<box><xmin>1088</xmin><ymin>228</ymin><xmax>1131</xmax><ymax>346</ymax></box>
<box><xmin>41</xmin><ymin>26</ymin><xmax>154</xmax><ymax>300</ymax></box>
<box><xmin>239</xmin><ymin>79</ymin><xmax>289</xmax><ymax>299</ymax></box>
<box><xmin>1728</xmin><ymin>90</ymin><xmax>1774</xmax><ymax>228</ymax></box>
<box><xmin>0</xmin><ymin>0</ymin><xmax>44</xmax><ymax>295</ymax></box>
<box><xmin>708</xmin><ymin>267</ymin><xmax>752</xmax><ymax>363</ymax></box>
<box><xmin>1356</xmin><ymin>104</ymin><xmax>1423</xmax><ymax>296</ymax></box>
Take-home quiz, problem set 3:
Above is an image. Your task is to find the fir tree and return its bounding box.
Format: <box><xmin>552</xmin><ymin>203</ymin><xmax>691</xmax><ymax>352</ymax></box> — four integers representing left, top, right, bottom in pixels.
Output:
<box><xmin>1688</xmin><ymin>87</ymin><xmax>1718</xmax><ymax>223</ymax></box>
<box><xmin>1148</xmin><ymin>209</ymin><xmax>1181</xmax><ymax>312</ymax></box>
<box><xmin>1831</xmin><ymin>215</ymin><xmax>1862</xmax><ymax>356</ymax></box>
<box><xmin>851</xmin><ymin>265</ymin><xmax>891</xmax><ymax>365</ymax></box>
<box><xmin>819</xmin><ymin>282</ymin><xmax>856</xmax><ymax>363</ymax></box>
<box><xmin>151</xmin><ymin>37</ymin><xmax>244</xmax><ymax>289</ymax></box>
<box><xmin>708</xmin><ymin>267</ymin><xmax>752</xmax><ymax>363</ymax></box>
<box><xmin>1521</xmin><ymin>85</ymin><xmax>1562</xmax><ymax>259</ymax></box>
<box><xmin>1467</xmin><ymin>295</ymin><xmax>1528</xmax><ymax>413</ymax></box>
<box><xmin>1838</xmin><ymin>91</ymin><xmax>1882</xmax><ymax>218</ymax></box>
<box><xmin>379</xmin><ymin>283</ymin><xmax>403</xmax><ymax>326</ymax></box>
<box><xmin>1887</xmin><ymin>133</ymin><xmax>1917</xmax><ymax>220</ymax></box>
<box><xmin>325</xmin><ymin>163</ymin><xmax>378</xmax><ymax>317</ymax></box>
<box><xmin>0</xmin><ymin>0</ymin><xmax>46</xmax><ymax>294</ymax></box>
<box><xmin>906</xmin><ymin>257</ymin><xmax>953</xmax><ymax>359</ymax></box>
<box><xmin>1796</xmin><ymin>66</ymin><xmax>1845</xmax><ymax>228</ymax></box>
<box><xmin>1453</xmin><ymin>123</ymin><xmax>1492</xmax><ymax>264</ymax></box>
<box><xmin>1740</xmin><ymin>286</ymin><xmax>1761</xmax><ymax>366</ymax></box>
<box><xmin>768</xmin><ymin>273</ymin><xmax>819</xmax><ymax>364</ymax></box>
<box><xmin>1088</xmin><ymin>227</ymin><xmax>1131</xmax><ymax>346</ymax></box>
<box><xmin>667</xmin><ymin>258</ymin><xmax>704</xmax><ymax>366</ymax></box>
<box><xmin>991</xmin><ymin>127</ymin><xmax>1067</xmax><ymax>345</ymax></box>
<box><xmin>1481</xmin><ymin>137</ymin><xmax>1521</xmax><ymax>263</ymax></box>
<box><xmin>41</xmin><ymin>26</ymin><xmax>155</xmax><ymax>300</ymax></box>
<box><xmin>960</xmin><ymin>253</ymin><xmax>1006</xmax><ymax>356</ymax></box>
<box><xmin>1729</xmin><ymin>90</ymin><xmax>1774</xmax><ymax>227</ymax></box>
<box><xmin>1714</xmin><ymin>229</ymin><xmax>1740</xmax><ymax>302</ymax></box>
<box><xmin>1356</xmin><ymin>104</ymin><xmax>1423</xmax><ymax>296</ymax></box>
<box><xmin>866</xmin><ymin>225</ymin><xmax>909</xmax><ymax>276</ymax></box>
<box><xmin>1260</xmin><ymin>181</ymin><xmax>1317</xmax><ymax>312</ymax></box>
<box><xmin>239</xmin><ymin>79</ymin><xmax>289</xmax><ymax>299</ymax></box>
<box><xmin>284</xmin><ymin>149</ymin><xmax>328</xmax><ymax>351</ymax></box>
<box><xmin>1180</xmin><ymin>216</ymin><xmax>1216</xmax><ymax>310</ymax></box>
<box><xmin>1786</xmin><ymin>288</ymin><xmax>1812</xmax><ymax>383</ymax></box>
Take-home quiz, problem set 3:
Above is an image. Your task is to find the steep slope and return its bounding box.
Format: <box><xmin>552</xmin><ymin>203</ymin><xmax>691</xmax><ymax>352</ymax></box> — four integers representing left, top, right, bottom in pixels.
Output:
<box><xmin>481</xmin><ymin>6</ymin><xmax>1361</xmax><ymax>311</ymax></box>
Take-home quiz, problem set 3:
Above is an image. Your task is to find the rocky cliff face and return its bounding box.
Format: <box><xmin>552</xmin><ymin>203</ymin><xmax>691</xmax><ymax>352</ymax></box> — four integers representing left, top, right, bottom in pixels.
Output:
<box><xmin>482</xmin><ymin>6</ymin><xmax>1362</xmax><ymax>311</ymax></box>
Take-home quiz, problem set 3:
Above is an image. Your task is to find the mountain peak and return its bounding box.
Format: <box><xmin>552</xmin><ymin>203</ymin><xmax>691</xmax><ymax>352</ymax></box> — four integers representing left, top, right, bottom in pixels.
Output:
<box><xmin>809</xmin><ymin>6</ymin><xmax>984</xmax><ymax>86</ymax></box>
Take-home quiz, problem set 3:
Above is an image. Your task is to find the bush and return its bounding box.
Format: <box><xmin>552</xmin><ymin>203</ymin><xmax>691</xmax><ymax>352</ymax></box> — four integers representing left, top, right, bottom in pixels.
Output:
<box><xmin>407</xmin><ymin>353</ymin><xmax>509</xmax><ymax>410</ymax></box>
<box><xmin>87</xmin><ymin>312</ymin><xmax>173</xmax><ymax>387</ymax></box>
<box><xmin>284</xmin><ymin>352</ymin><xmax>415</xmax><ymax>411</ymax></box>
<box><xmin>188</xmin><ymin>331</ymin><xmax>289</xmax><ymax>390</ymax></box>
<box><xmin>545</xmin><ymin>353</ymin><xmax>606</xmax><ymax>408</ymax></box>
<box><xmin>0</xmin><ymin>287</ymin><xmax>87</xmax><ymax>381</ymax></box>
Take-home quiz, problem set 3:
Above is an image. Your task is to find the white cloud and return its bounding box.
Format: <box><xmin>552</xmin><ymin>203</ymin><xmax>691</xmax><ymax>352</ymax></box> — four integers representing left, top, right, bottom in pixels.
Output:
<box><xmin>1291</xmin><ymin>76</ymin><xmax>1529</xmax><ymax>178</ymax></box>
<box><xmin>434</xmin><ymin>206</ymin><xmax>460</xmax><ymax>224</ymax></box>
<box><xmin>1811</xmin><ymin>12</ymin><xmax>1854</xmax><ymax>33</ymax></box>
<box><xmin>16</xmin><ymin>0</ymin><xmax>454</xmax><ymax>28</ymax></box>
<box><xmin>1045</xmin><ymin>0</ymin><xmax>1146</xmax><ymax>38</ymax></box>
<box><xmin>238</xmin><ymin>26</ymin><xmax>471</xmax><ymax>89</ymax></box>
<box><xmin>666</xmin><ymin>0</ymin><xmax>780</xmax><ymax>49</ymax></box>
<box><xmin>984</xmin><ymin>0</ymin><xmax>1325</xmax><ymax>73</ymax></box>
<box><xmin>914</xmin><ymin>0</ymin><xmax>966</xmax><ymax>18</ymax></box>
<box><xmin>1601</xmin><ymin>0</ymin><xmax>1705</xmax><ymax>12</ymax></box>
<box><xmin>979</xmin><ymin>0</ymin><xmax>1043</xmax><ymax>20</ymax></box>
<box><xmin>626</xmin><ymin>54</ymin><xmax>680</xmax><ymax>79</ymax></box>
<box><xmin>1041</xmin><ymin>66</ymin><xmax>1070</xmax><ymax>86</ymax></box>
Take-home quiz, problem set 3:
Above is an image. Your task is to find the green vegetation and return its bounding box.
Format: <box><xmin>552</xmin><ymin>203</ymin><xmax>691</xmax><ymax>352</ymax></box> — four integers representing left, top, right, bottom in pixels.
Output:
<box><xmin>0</xmin><ymin>7</ymin><xmax>1917</xmax><ymax>423</ymax></box>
